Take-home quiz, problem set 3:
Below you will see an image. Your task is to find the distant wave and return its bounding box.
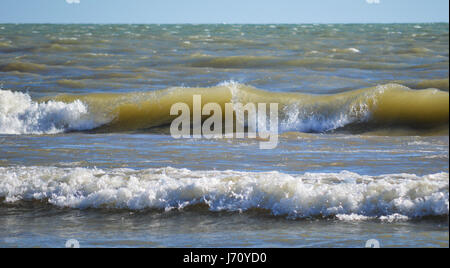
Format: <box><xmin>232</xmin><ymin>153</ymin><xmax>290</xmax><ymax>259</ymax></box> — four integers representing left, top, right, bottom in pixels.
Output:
<box><xmin>0</xmin><ymin>166</ymin><xmax>448</xmax><ymax>220</ymax></box>
<box><xmin>188</xmin><ymin>55</ymin><xmax>409</xmax><ymax>70</ymax></box>
<box><xmin>0</xmin><ymin>82</ymin><xmax>448</xmax><ymax>135</ymax></box>
<box><xmin>415</xmin><ymin>78</ymin><xmax>449</xmax><ymax>91</ymax></box>
<box><xmin>0</xmin><ymin>61</ymin><xmax>48</xmax><ymax>73</ymax></box>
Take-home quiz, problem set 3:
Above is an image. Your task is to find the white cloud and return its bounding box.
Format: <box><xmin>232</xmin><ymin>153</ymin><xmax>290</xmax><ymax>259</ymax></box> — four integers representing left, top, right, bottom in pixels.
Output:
<box><xmin>366</xmin><ymin>0</ymin><xmax>381</xmax><ymax>4</ymax></box>
<box><xmin>66</xmin><ymin>0</ymin><xmax>80</xmax><ymax>4</ymax></box>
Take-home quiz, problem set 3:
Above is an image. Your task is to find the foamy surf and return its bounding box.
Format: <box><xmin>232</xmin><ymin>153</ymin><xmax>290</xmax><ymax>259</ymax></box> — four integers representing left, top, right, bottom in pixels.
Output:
<box><xmin>0</xmin><ymin>166</ymin><xmax>447</xmax><ymax>220</ymax></box>
<box><xmin>0</xmin><ymin>89</ymin><xmax>105</xmax><ymax>134</ymax></box>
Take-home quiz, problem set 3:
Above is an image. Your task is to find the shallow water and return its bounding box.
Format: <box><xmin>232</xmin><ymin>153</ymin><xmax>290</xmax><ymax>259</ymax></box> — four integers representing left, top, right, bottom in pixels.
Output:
<box><xmin>0</xmin><ymin>23</ymin><xmax>448</xmax><ymax>248</ymax></box>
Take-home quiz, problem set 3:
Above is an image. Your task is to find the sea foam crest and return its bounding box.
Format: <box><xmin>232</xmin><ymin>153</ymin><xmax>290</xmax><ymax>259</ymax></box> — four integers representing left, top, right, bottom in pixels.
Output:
<box><xmin>279</xmin><ymin>92</ymin><xmax>374</xmax><ymax>133</ymax></box>
<box><xmin>0</xmin><ymin>166</ymin><xmax>447</xmax><ymax>220</ymax></box>
<box><xmin>0</xmin><ymin>89</ymin><xmax>101</xmax><ymax>134</ymax></box>
<box><xmin>219</xmin><ymin>81</ymin><xmax>378</xmax><ymax>133</ymax></box>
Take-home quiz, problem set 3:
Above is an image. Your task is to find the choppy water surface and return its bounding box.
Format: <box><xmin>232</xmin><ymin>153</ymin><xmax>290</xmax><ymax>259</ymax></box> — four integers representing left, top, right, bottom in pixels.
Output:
<box><xmin>0</xmin><ymin>24</ymin><xmax>448</xmax><ymax>248</ymax></box>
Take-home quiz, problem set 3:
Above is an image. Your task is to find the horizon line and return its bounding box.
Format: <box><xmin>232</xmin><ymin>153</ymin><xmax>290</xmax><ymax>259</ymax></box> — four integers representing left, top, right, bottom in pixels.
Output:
<box><xmin>0</xmin><ymin>21</ymin><xmax>449</xmax><ymax>25</ymax></box>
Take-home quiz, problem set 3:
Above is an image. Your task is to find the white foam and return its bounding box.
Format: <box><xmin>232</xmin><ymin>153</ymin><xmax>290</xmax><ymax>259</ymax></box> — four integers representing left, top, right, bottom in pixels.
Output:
<box><xmin>278</xmin><ymin>84</ymin><xmax>413</xmax><ymax>133</ymax></box>
<box><xmin>0</xmin><ymin>89</ymin><xmax>103</xmax><ymax>134</ymax></box>
<box><xmin>336</xmin><ymin>214</ymin><xmax>372</xmax><ymax>221</ymax></box>
<box><xmin>279</xmin><ymin>95</ymin><xmax>372</xmax><ymax>133</ymax></box>
<box><xmin>331</xmin><ymin>48</ymin><xmax>361</xmax><ymax>53</ymax></box>
<box><xmin>408</xmin><ymin>141</ymin><xmax>431</xmax><ymax>146</ymax></box>
<box><xmin>347</xmin><ymin>48</ymin><xmax>361</xmax><ymax>53</ymax></box>
<box><xmin>0</xmin><ymin>166</ymin><xmax>447</xmax><ymax>220</ymax></box>
<box><xmin>379</xmin><ymin>213</ymin><xmax>409</xmax><ymax>222</ymax></box>
<box><xmin>280</xmin><ymin>103</ymin><xmax>356</xmax><ymax>132</ymax></box>
<box><xmin>220</xmin><ymin>80</ymin><xmax>374</xmax><ymax>133</ymax></box>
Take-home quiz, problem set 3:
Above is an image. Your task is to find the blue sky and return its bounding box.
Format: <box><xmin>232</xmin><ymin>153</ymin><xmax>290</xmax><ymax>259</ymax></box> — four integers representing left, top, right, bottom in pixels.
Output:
<box><xmin>0</xmin><ymin>0</ymin><xmax>448</xmax><ymax>24</ymax></box>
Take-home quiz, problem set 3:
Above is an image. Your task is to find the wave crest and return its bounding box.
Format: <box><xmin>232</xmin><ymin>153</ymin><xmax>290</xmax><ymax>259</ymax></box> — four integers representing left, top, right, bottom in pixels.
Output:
<box><xmin>1</xmin><ymin>82</ymin><xmax>448</xmax><ymax>135</ymax></box>
<box><xmin>0</xmin><ymin>166</ymin><xmax>448</xmax><ymax>220</ymax></box>
<box><xmin>0</xmin><ymin>89</ymin><xmax>104</xmax><ymax>134</ymax></box>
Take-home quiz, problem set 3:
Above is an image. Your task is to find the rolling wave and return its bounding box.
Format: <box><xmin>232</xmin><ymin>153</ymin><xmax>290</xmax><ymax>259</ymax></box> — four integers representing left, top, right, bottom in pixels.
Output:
<box><xmin>0</xmin><ymin>82</ymin><xmax>448</xmax><ymax>135</ymax></box>
<box><xmin>0</xmin><ymin>61</ymin><xmax>48</xmax><ymax>73</ymax></box>
<box><xmin>188</xmin><ymin>55</ymin><xmax>409</xmax><ymax>70</ymax></box>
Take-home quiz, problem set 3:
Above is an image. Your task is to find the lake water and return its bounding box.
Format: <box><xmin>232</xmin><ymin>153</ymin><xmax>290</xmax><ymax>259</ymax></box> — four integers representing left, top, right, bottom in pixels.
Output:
<box><xmin>0</xmin><ymin>23</ymin><xmax>448</xmax><ymax>248</ymax></box>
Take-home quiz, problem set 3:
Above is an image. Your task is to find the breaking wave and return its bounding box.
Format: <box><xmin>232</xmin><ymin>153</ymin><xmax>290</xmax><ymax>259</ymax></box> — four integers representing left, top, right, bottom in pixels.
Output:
<box><xmin>0</xmin><ymin>82</ymin><xmax>448</xmax><ymax>135</ymax></box>
<box><xmin>0</xmin><ymin>89</ymin><xmax>105</xmax><ymax>134</ymax></box>
<box><xmin>0</xmin><ymin>166</ymin><xmax>447</xmax><ymax>220</ymax></box>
